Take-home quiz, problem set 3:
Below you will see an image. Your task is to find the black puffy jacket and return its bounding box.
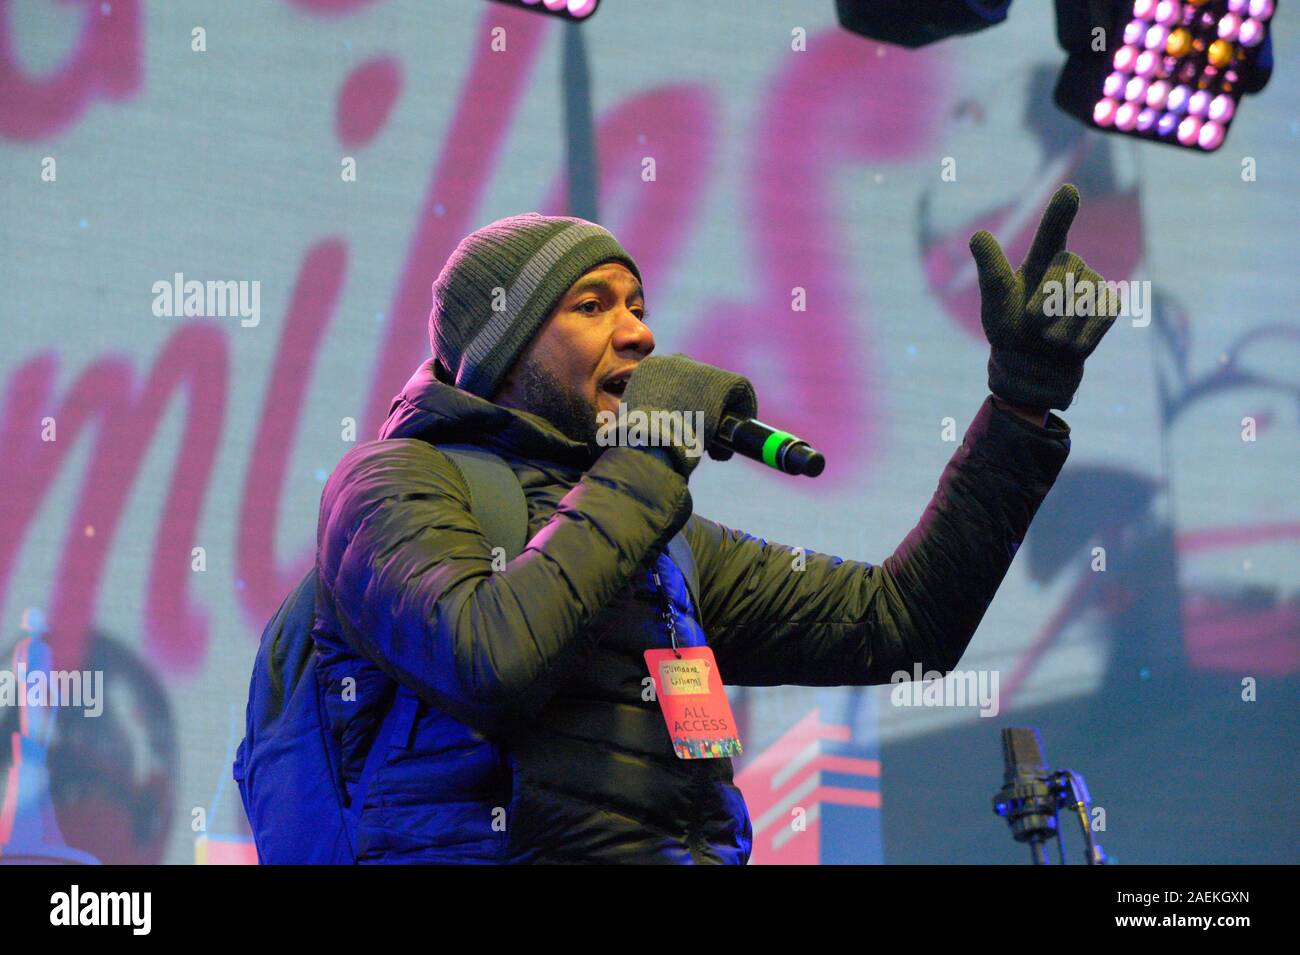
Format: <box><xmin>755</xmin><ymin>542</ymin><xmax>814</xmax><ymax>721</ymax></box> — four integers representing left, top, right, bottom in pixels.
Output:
<box><xmin>311</xmin><ymin>358</ymin><xmax>1071</xmax><ymax>863</ymax></box>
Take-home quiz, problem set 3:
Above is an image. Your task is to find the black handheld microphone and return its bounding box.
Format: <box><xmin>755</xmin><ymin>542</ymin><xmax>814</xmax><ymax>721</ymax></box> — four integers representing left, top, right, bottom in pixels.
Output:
<box><xmin>711</xmin><ymin>415</ymin><xmax>826</xmax><ymax>477</ymax></box>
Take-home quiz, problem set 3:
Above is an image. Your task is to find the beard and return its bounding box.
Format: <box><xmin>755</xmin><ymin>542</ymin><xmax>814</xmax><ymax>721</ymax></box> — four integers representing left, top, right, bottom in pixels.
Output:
<box><xmin>511</xmin><ymin>354</ymin><xmax>600</xmax><ymax>451</ymax></box>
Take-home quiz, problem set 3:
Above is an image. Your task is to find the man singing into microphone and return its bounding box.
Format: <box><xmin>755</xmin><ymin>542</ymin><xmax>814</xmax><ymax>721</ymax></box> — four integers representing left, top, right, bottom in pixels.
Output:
<box><xmin>312</xmin><ymin>185</ymin><xmax>1117</xmax><ymax>863</ymax></box>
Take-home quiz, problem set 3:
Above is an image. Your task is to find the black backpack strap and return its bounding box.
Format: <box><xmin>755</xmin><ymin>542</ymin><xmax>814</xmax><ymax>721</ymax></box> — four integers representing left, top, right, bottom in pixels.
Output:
<box><xmin>340</xmin><ymin>445</ymin><xmax>527</xmax><ymax>840</ymax></box>
<box><xmin>438</xmin><ymin>444</ymin><xmax>529</xmax><ymax>561</ymax></box>
<box><xmin>665</xmin><ymin>531</ymin><xmax>700</xmax><ymax>618</ymax></box>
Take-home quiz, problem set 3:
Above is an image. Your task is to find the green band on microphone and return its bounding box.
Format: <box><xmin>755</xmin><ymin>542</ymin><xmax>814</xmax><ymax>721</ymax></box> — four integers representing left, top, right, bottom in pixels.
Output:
<box><xmin>761</xmin><ymin>430</ymin><xmax>796</xmax><ymax>469</ymax></box>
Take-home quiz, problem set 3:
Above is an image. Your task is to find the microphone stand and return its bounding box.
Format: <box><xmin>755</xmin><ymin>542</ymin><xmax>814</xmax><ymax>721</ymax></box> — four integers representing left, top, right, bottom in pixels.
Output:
<box><xmin>992</xmin><ymin>727</ymin><xmax>1108</xmax><ymax>865</ymax></box>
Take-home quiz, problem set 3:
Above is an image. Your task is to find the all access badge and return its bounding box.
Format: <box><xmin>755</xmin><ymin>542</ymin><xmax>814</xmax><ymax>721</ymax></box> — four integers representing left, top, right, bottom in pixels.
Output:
<box><xmin>643</xmin><ymin>646</ymin><xmax>743</xmax><ymax>759</ymax></box>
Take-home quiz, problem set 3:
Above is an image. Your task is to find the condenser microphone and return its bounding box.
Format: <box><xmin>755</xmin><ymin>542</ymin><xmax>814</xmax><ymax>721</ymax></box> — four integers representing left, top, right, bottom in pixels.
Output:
<box><xmin>994</xmin><ymin>727</ymin><xmax>1059</xmax><ymax>864</ymax></box>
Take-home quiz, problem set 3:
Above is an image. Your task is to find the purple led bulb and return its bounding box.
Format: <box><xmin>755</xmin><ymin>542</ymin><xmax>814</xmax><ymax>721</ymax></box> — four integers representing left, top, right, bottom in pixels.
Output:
<box><xmin>1167</xmin><ymin>84</ymin><xmax>1191</xmax><ymax>113</ymax></box>
<box><xmin>1146</xmin><ymin>80</ymin><xmax>1171</xmax><ymax>109</ymax></box>
<box><xmin>1198</xmin><ymin>121</ymin><xmax>1225</xmax><ymax>150</ymax></box>
<box><xmin>1177</xmin><ymin>115</ymin><xmax>1202</xmax><ymax>145</ymax></box>
<box><xmin>1103</xmin><ymin>71</ymin><xmax>1126</xmax><ymax>98</ymax></box>
<box><xmin>1207</xmin><ymin>94</ymin><xmax>1235</xmax><ymax>123</ymax></box>
<box><xmin>1156</xmin><ymin>112</ymin><xmax>1179</xmax><ymax>137</ymax></box>
<box><xmin>1238</xmin><ymin>18</ymin><xmax>1264</xmax><ymax>46</ymax></box>
<box><xmin>1136</xmin><ymin>107</ymin><xmax>1158</xmax><ymax>132</ymax></box>
<box><xmin>1093</xmin><ymin>98</ymin><xmax>1120</xmax><ymax>127</ymax></box>
<box><xmin>1188</xmin><ymin>90</ymin><xmax>1211</xmax><ymax>117</ymax></box>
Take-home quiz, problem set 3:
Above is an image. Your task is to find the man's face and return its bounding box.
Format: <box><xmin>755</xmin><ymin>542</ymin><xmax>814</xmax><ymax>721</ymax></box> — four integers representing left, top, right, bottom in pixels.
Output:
<box><xmin>491</xmin><ymin>261</ymin><xmax>654</xmax><ymax>447</ymax></box>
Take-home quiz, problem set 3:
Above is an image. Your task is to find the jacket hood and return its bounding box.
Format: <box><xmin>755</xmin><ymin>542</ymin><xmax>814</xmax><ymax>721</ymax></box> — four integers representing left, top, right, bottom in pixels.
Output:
<box><xmin>379</xmin><ymin>357</ymin><xmax>600</xmax><ymax>470</ymax></box>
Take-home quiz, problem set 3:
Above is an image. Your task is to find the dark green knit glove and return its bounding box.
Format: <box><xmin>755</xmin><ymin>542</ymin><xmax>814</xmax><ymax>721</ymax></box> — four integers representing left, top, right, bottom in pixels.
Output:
<box><xmin>618</xmin><ymin>354</ymin><xmax>758</xmax><ymax>479</ymax></box>
<box><xmin>968</xmin><ymin>183</ymin><xmax>1120</xmax><ymax>412</ymax></box>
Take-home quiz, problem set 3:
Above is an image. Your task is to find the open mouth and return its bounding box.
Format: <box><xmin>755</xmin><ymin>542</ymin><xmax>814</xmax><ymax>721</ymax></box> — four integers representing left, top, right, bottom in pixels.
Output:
<box><xmin>600</xmin><ymin>369</ymin><xmax>633</xmax><ymax>399</ymax></box>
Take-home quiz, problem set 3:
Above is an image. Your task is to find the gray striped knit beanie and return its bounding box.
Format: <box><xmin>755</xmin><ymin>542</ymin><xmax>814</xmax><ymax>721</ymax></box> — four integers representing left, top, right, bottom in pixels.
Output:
<box><xmin>429</xmin><ymin>213</ymin><xmax>642</xmax><ymax>398</ymax></box>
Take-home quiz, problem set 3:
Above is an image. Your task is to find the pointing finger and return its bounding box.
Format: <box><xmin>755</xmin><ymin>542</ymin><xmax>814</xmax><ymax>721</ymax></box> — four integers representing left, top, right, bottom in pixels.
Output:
<box><xmin>1021</xmin><ymin>183</ymin><xmax>1080</xmax><ymax>290</ymax></box>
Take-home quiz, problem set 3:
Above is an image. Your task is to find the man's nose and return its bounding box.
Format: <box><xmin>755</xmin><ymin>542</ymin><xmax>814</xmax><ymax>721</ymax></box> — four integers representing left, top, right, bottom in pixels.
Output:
<box><xmin>613</xmin><ymin>309</ymin><xmax>655</xmax><ymax>356</ymax></box>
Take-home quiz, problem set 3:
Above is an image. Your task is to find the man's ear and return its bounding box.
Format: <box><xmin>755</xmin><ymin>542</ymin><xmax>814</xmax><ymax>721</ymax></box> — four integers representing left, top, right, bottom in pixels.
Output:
<box><xmin>491</xmin><ymin>358</ymin><xmax>525</xmax><ymax>407</ymax></box>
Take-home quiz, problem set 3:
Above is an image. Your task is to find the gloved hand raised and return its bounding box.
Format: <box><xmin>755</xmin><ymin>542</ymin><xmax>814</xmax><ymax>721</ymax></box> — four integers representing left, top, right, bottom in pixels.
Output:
<box><xmin>615</xmin><ymin>354</ymin><xmax>757</xmax><ymax>479</ymax></box>
<box><xmin>968</xmin><ymin>183</ymin><xmax>1120</xmax><ymax>413</ymax></box>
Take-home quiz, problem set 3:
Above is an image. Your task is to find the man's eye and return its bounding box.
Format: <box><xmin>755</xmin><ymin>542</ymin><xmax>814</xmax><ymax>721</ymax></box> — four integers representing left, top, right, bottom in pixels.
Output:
<box><xmin>577</xmin><ymin>301</ymin><xmax>600</xmax><ymax>314</ymax></box>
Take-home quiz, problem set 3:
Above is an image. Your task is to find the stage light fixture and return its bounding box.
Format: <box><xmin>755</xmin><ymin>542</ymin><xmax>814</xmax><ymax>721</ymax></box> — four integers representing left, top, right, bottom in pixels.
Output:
<box><xmin>835</xmin><ymin>0</ymin><xmax>1014</xmax><ymax>48</ymax></box>
<box><xmin>1053</xmin><ymin>0</ymin><xmax>1278</xmax><ymax>152</ymax></box>
<box><xmin>487</xmin><ymin>0</ymin><xmax>601</xmax><ymax>21</ymax></box>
